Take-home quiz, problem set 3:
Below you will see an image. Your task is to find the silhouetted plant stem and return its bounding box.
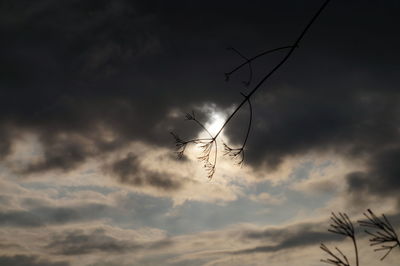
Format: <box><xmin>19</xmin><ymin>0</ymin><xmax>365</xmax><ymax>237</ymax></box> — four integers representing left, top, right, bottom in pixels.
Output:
<box><xmin>214</xmin><ymin>0</ymin><xmax>331</xmax><ymax>141</ymax></box>
<box><xmin>358</xmin><ymin>209</ymin><xmax>400</xmax><ymax>260</ymax></box>
<box><xmin>173</xmin><ymin>0</ymin><xmax>332</xmax><ymax>178</ymax></box>
<box><xmin>352</xmin><ymin>236</ymin><xmax>359</xmax><ymax>266</ymax></box>
<box><xmin>186</xmin><ymin>111</ymin><xmax>213</xmax><ymax>137</ymax></box>
<box><xmin>225</xmin><ymin>46</ymin><xmax>294</xmax><ymax>83</ymax></box>
<box><xmin>321</xmin><ymin>209</ymin><xmax>400</xmax><ymax>265</ymax></box>
<box><xmin>320</xmin><ymin>243</ymin><xmax>350</xmax><ymax>266</ymax></box>
<box><xmin>223</xmin><ymin>94</ymin><xmax>252</xmax><ymax>165</ymax></box>
<box><xmin>321</xmin><ymin>212</ymin><xmax>359</xmax><ymax>266</ymax></box>
<box><xmin>240</xmin><ymin>93</ymin><xmax>252</xmax><ymax>150</ymax></box>
<box><xmin>226</xmin><ymin>47</ymin><xmax>254</xmax><ymax>86</ymax></box>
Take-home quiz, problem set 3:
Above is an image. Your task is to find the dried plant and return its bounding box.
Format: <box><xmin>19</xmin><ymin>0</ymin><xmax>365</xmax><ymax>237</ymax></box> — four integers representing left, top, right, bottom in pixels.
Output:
<box><xmin>170</xmin><ymin>111</ymin><xmax>217</xmax><ymax>179</ymax></box>
<box><xmin>358</xmin><ymin>209</ymin><xmax>400</xmax><ymax>260</ymax></box>
<box><xmin>321</xmin><ymin>212</ymin><xmax>359</xmax><ymax>266</ymax></box>
<box><xmin>320</xmin><ymin>243</ymin><xmax>350</xmax><ymax>266</ymax></box>
<box><xmin>171</xmin><ymin>0</ymin><xmax>332</xmax><ymax>178</ymax></box>
<box><xmin>224</xmin><ymin>45</ymin><xmax>295</xmax><ymax>85</ymax></box>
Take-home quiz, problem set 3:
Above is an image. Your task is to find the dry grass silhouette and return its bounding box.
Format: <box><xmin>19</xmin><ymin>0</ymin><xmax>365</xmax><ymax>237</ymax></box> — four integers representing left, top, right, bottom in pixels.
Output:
<box><xmin>359</xmin><ymin>209</ymin><xmax>400</xmax><ymax>260</ymax></box>
<box><xmin>321</xmin><ymin>212</ymin><xmax>358</xmax><ymax>266</ymax></box>
<box><xmin>321</xmin><ymin>210</ymin><xmax>399</xmax><ymax>265</ymax></box>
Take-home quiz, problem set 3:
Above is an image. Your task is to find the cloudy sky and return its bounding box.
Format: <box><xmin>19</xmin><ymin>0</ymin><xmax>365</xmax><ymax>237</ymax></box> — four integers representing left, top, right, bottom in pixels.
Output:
<box><xmin>1</xmin><ymin>0</ymin><xmax>399</xmax><ymax>265</ymax></box>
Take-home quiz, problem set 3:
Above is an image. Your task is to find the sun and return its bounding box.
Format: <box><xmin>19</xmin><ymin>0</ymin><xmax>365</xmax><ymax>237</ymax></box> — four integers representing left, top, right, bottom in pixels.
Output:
<box><xmin>205</xmin><ymin>112</ymin><xmax>226</xmax><ymax>136</ymax></box>
<box><xmin>196</xmin><ymin>104</ymin><xmax>228</xmax><ymax>139</ymax></box>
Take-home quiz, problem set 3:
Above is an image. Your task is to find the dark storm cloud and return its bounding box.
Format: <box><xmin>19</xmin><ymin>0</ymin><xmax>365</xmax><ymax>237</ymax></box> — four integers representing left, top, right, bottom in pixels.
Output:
<box><xmin>0</xmin><ymin>255</ymin><xmax>69</xmax><ymax>266</ymax></box>
<box><xmin>227</xmin><ymin>82</ymin><xmax>400</xmax><ymax>170</ymax></box>
<box><xmin>0</xmin><ymin>0</ymin><xmax>172</xmax><ymax>173</ymax></box>
<box><xmin>346</xmin><ymin>147</ymin><xmax>400</xmax><ymax>201</ymax></box>
<box><xmin>0</xmin><ymin>125</ymin><xmax>13</xmax><ymax>159</ymax></box>
<box><xmin>108</xmin><ymin>152</ymin><xmax>183</xmax><ymax>190</ymax></box>
<box><xmin>23</xmin><ymin>134</ymin><xmax>94</xmax><ymax>173</ymax></box>
<box><xmin>217</xmin><ymin>1</ymin><xmax>400</xmax><ymax>203</ymax></box>
<box><xmin>45</xmin><ymin>228</ymin><xmax>171</xmax><ymax>255</ymax></box>
<box><xmin>0</xmin><ymin>0</ymin><xmax>399</xmax><ymax>201</ymax></box>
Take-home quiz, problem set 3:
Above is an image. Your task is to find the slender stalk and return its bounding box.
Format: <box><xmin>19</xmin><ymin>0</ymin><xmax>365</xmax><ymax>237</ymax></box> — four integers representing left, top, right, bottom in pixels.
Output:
<box><xmin>226</xmin><ymin>46</ymin><xmax>294</xmax><ymax>84</ymax></box>
<box><xmin>194</xmin><ymin>119</ymin><xmax>214</xmax><ymax>139</ymax></box>
<box><xmin>352</xmin><ymin>236</ymin><xmax>359</xmax><ymax>266</ymax></box>
<box><xmin>358</xmin><ymin>209</ymin><xmax>400</xmax><ymax>260</ymax></box>
<box><xmin>173</xmin><ymin>0</ymin><xmax>332</xmax><ymax>178</ymax></box>
<box><xmin>214</xmin><ymin>0</ymin><xmax>331</xmax><ymax>140</ymax></box>
<box><xmin>241</xmin><ymin>94</ymin><xmax>253</xmax><ymax>149</ymax></box>
<box><xmin>226</xmin><ymin>46</ymin><xmax>253</xmax><ymax>86</ymax></box>
<box><xmin>322</xmin><ymin>212</ymin><xmax>358</xmax><ymax>266</ymax></box>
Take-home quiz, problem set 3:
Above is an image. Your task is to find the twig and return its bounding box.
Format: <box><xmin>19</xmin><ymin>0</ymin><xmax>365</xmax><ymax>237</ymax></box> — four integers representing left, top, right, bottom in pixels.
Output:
<box><xmin>223</xmin><ymin>93</ymin><xmax>252</xmax><ymax>165</ymax></box>
<box><xmin>213</xmin><ymin>0</ymin><xmax>331</xmax><ymax>141</ymax></box>
<box><xmin>225</xmin><ymin>45</ymin><xmax>294</xmax><ymax>84</ymax></box>
<box><xmin>226</xmin><ymin>46</ymin><xmax>254</xmax><ymax>86</ymax></box>
<box><xmin>172</xmin><ymin>0</ymin><xmax>332</xmax><ymax>178</ymax></box>
<box><xmin>171</xmin><ymin>110</ymin><xmax>218</xmax><ymax>179</ymax></box>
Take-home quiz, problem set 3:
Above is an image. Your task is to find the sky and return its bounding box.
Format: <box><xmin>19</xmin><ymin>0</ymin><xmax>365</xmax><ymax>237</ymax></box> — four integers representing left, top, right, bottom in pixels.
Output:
<box><xmin>0</xmin><ymin>0</ymin><xmax>399</xmax><ymax>265</ymax></box>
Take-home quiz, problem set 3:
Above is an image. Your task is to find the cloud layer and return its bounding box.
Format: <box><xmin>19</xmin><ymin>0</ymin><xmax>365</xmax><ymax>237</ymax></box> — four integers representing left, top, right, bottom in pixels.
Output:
<box><xmin>1</xmin><ymin>1</ymin><xmax>399</xmax><ymax>265</ymax></box>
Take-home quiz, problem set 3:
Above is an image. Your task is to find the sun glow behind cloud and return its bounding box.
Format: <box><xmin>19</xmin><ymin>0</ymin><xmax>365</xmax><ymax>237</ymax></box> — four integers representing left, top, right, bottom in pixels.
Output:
<box><xmin>205</xmin><ymin>112</ymin><xmax>226</xmax><ymax>137</ymax></box>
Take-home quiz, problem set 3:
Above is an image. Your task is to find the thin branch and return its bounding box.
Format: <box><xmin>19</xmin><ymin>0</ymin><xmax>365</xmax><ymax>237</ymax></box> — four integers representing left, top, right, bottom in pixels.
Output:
<box><xmin>197</xmin><ymin>140</ymin><xmax>216</xmax><ymax>179</ymax></box>
<box><xmin>225</xmin><ymin>45</ymin><xmax>295</xmax><ymax>83</ymax></box>
<box><xmin>223</xmin><ymin>93</ymin><xmax>253</xmax><ymax>165</ymax></box>
<box><xmin>226</xmin><ymin>46</ymin><xmax>254</xmax><ymax>86</ymax></box>
<box><xmin>358</xmin><ymin>209</ymin><xmax>400</xmax><ymax>260</ymax></box>
<box><xmin>185</xmin><ymin>111</ymin><xmax>214</xmax><ymax>138</ymax></box>
<box><xmin>170</xmin><ymin>132</ymin><xmax>213</xmax><ymax>159</ymax></box>
<box><xmin>213</xmin><ymin>0</ymin><xmax>331</xmax><ymax>141</ymax></box>
<box><xmin>241</xmin><ymin>93</ymin><xmax>253</xmax><ymax>150</ymax></box>
<box><xmin>328</xmin><ymin>212</ymin><xmax>355</xmax><ymax>239</ymax></box>
<box><xmin>172</xmin><ymin>0</ymin><xmax>332</xmax><ymax>178</ymax></box>
<box><xmin>173</xmin><ymin>111</ymin><xmax>219</xmax><ymax>178</ymax></box>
